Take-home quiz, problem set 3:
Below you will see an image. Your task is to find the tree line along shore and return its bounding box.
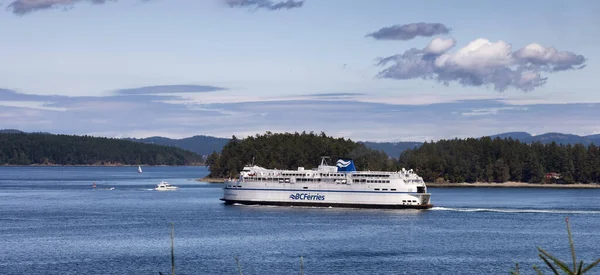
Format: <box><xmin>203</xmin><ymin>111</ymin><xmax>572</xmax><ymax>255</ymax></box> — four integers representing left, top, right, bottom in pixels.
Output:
<box><xmin>203</xmin><ymin>132</ymin><xmax>600</xmax><ymax>186</ymax></box>
<box><xmin>3</xmin><ymin>131</ymin><xmax>600</xmax><ymax>186</ymax></box>
<box><xmin>0</xmin><ymin>133</ymin><xmax>203</xmax><ymax>166</ymax></box>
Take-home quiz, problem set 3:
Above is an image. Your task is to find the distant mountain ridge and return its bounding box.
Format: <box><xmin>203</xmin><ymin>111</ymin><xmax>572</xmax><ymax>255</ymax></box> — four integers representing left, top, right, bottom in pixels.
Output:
<box><xmin>125</xmin><ymin>131</ymin><xmax>600</xmax><ymax>158</ymax></box>
<box><xmin>358</xmin><ymin>141</ymin><xmax>423</xmax><ymax>158</ymax></box>
<box><xmin>0</xmin><ymin>129</ymin><xmax>51</xmax><ymax>135</ymax></box>
<box><xmin>487</xmin><ymin>131</ymin><xmax>532</xmax><ymax>140</ymax></box>
<box><xmin>488</xmin><ymin>132</ymin><xmax>600</xmax><ymax>146</ymax></box>
<box><xmin>4</xmin><ymin>129</ymin><xmax>599</xmax><ymax>158</ymax></box>
<box><xmin>124</xmin><ymin>135</ymin><xmax>230</xmax><ymax>156</ymax></box>
<box><xmin>0</xmin><ymin>129</ymin><xmax>25</xmax><ymax>134</ymax></box>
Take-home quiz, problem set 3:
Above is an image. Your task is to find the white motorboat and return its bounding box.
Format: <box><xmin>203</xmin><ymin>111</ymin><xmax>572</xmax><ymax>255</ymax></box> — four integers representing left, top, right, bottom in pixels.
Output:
<box><xmin>155</xmin><ymin>181</ymin><xmax>178</xmax><ymax>191</ymax></box>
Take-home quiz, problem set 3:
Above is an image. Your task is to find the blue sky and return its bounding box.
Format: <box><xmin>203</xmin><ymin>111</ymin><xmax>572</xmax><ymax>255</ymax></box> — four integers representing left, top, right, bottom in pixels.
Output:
<box><xmin>0</xmin><ymin>0</ymin><xmax>599</xmax><ymax>141</ymax></box>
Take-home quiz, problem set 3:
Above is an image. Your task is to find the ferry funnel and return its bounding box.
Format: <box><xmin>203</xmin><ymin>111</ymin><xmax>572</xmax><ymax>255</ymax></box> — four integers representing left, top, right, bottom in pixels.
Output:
<box><xmin>336</xmin><ymin>159</ymin><xmax>356</xmax><ymax>172</ymax></box>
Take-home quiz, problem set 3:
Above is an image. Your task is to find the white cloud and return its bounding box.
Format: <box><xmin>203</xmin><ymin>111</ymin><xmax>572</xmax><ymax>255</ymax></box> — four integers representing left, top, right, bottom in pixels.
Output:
<box><xmin>377</xmin><ymin>38</ymin><xmax>586</xmax><ymax>91</ymax></box>
<box><xmin>424</xmin><ymin>37</ymin><xmax>456</xmax><ymax>55</ymax></box>
<box><xmin>435</xmin><ymin>39</ymin><xmax>513</xmax><ymax>70</ymax></box>
<box><xmin>460</xmin><ymin>106</ymin><xmax>529</xmax><ymax>116</ymax></box>
<box><xmin>513</xmin><ymin>43</ymin><xmax>587</xmax><ymax>70</ymax></box>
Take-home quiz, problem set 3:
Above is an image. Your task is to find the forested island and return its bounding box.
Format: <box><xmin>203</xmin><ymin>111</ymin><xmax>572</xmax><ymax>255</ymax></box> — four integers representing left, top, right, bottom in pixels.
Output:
<box><xmin>399</xmin><ymin>137</ymin><xmax>600</xmax><ymax>184</ymax></box>
<box><xmin>206</xmin><ymin>131</ymin><xmax>393</xmax><ymax>178</ymax></box>
<box><xmin>0</xmin><ymin>133</ymin><xmax>203</xmax><ymax>165</ymax></box>
<box><xmin>206</xmin><ymin>132</ymin><xmax>600</xmax><ymax>184</ymax></box>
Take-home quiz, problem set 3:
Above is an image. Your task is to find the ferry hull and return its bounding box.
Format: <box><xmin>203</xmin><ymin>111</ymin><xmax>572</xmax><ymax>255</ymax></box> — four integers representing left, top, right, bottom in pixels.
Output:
<box><xmin>220</xmin><ymin>198</ymin><xmax>433</xmax><ymax>209</ymax></box>
<box><xmin>221</xmin><ymin>187</ymin><xmax>433</xmax><ymax>210</ymax></box>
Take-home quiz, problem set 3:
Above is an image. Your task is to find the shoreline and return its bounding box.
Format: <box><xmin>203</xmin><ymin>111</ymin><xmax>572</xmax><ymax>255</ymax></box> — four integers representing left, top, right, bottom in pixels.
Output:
<box><xmin>197</xmin><ymin>177</ymin><xmax>226</xmax><ymax>183</ymax></box>
<box><xmin>427</xmin><ymin>182</ymin><xmax>600</xmax><ymax>189</ymax></box>
<box><xmin>1</xmin><ymin>164</ymin><xmax>204</xmax><ymax>167</ymax></box>
<box><xmin>195</xmin><ymin>178</ymin><xmax>600</xmax><ymax>188</ymax></box>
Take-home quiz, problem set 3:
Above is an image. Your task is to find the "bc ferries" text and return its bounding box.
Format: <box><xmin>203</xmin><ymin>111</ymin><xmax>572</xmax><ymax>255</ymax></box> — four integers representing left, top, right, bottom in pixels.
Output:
<box><xmin>289</xmin><ymin>193</ymin><xmax>325</xmax><ymax>201</ymax></box>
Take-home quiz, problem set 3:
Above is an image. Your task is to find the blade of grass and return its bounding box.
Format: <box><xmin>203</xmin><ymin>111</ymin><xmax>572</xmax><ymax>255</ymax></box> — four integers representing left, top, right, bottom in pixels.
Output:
<box><xmin>510</xmin><ymin>263</ymin><xmax>520</xmax><ymax>275</ymax></box>
<box><xmin>171</xmin><ymin>222</ymin><xmax>175</xmax><ymax>275</ymax></box>
<box><xmin>538</xmin><ymin>247</ymin><xmax>573</xmax><ymax>274</ymax></box>
<box><xmin>235</xmin><ymin>256</ymin><xmax>243</xmax><ymax>275</ymax></box>
<box><xmin>581</xmin><ymin>258</ymin><xmax>600</xmax><ymax>274</ymax></box>
<box><xmin>566</xmin><ymin>217</ymin><xmax>577</xmax><ymax>273</ymax></box>
<box><xmin>538</xmin><ymin>253</ymin><xmax>561</xmax><ymax>275</ymax></box>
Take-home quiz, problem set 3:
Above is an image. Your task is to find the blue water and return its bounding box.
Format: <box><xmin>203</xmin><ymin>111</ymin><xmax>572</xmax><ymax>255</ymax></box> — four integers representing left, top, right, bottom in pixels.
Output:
<box><xmin>1</xmin><ymin>166</ymin><xmax>599</xmax><ymax>275</ymax></box>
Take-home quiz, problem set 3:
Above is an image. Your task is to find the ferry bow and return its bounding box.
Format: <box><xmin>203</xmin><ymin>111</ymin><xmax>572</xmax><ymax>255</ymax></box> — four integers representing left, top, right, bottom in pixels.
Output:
<box><xmin>220</xmin><ymin>157</ymin><xmax>433</xmax><ymax>209</ymax></box>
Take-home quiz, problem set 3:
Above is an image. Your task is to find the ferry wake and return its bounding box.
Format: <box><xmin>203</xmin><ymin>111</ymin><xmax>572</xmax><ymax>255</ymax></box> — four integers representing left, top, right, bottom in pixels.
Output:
<box><xmin>220</xmin><ymin>157</ymin><xmax>433</xmax><ymax>209</ymax></box>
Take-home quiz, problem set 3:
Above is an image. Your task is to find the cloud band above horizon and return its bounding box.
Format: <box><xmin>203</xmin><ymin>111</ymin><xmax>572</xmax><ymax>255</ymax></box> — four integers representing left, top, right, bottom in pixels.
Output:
<box><xmin>225</xmin><ymin>0</ymin><xmax>304</xmax><ymax>11</ymax></box>
<box><xmin>115</xmin><ymin>85</ymin><xmax>227</xmax><ymax>95</ymax></box>
<box><xmin>2</xmin><ymin>87</ymin><xmax>600</xmax><ymax>142</ymax></box>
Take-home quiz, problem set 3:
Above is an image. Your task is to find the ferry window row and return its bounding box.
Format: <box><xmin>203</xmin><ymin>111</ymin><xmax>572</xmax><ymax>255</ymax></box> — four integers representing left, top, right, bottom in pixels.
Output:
<box><xmin>280</xmin><ymin>173</ymin><xmax>348</xmax><ymax>177</ymax></box>
<box><xmin>251</xmin><ymin>173</ymin><xmax>314</xmax><ymax>177</ymax></box>
<box><xmin>295</xmin><ymin>178</ymin><xmax>390</xmax><ymax>184</ymax></box>
<box><xmin>244</xmin><ymin>177</ymin><xmax>289</xmax><ymax>182</ymax></box>
<box><xmin>321</xmin><ymin>173</ymin><xmax>344</xmax><ymax>177</ymax></box>
<box><xmin>297</xmin><ymin>178</ymin><xmax>321</xmax><ymax>182</ymax></box>
<box><xmin>353</xmin><ymin>174</ymin><xmax>390</xmax><ymax>178</ymax></box>
<box><xmin>241</xmin><ymin>177</ymin><xmax>392</xmax><ymax>185</ymax></box>
<box><xmin>365</xmin><ymin>180</ymin><xmax>390</xmax><ymax>184</ymax></box>
<box><xmin>283</xmin><ymin>173</ymin><xmax>310</xmax><ymax>177</ymax></box>
<box><xmin>373</xmin><ymin>188</ymin><xmax>397</xmax><ymax>191</ymax></box>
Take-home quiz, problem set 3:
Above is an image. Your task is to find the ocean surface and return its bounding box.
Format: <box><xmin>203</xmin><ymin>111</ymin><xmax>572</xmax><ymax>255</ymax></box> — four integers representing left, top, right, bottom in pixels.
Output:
<box><xmin>1</xmin><ymin>166</ymin><xmax>599</xmax><ymax>275</ymax></box>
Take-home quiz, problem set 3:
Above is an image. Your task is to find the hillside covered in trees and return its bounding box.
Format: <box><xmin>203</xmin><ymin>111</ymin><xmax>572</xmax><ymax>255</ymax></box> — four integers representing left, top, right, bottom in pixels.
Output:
<box><xmin>0</xmin><ymin>133</ymin><xmax>203</xmax><ymax>165</ymax></box>
<box><xmin>206</xmin><ymin>131</ymin><xmax>393</xmax><ymax>178</ymax></box>
<box><xmin>206</xmin><ymin>132</ymin><xmax>600</xmax><ymax>184</ymax></box>
<box><xmin>398</xmin><ymin>137</ymin><xmax>600</xmax><ymax>184</ymax></box>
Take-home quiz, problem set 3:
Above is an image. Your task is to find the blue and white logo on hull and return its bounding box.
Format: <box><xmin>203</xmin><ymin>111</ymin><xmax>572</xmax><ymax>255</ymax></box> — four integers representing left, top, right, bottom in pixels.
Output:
<box><xmin>336</xmin><ymin>159</ymin><xmax>356</xmax><ymax>172</ymax></box>
<box><xmin>289</xmin><ymin>193</ymin><xmax>325</xmax><ymax>201</ymax></box>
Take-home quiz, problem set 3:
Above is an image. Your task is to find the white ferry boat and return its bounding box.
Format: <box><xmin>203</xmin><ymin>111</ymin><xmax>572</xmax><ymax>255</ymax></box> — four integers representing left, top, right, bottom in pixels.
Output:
<box><xmin>220</xmin><ymin>157</ymin><xmax>432</xmax><ymax>209</ymax></box>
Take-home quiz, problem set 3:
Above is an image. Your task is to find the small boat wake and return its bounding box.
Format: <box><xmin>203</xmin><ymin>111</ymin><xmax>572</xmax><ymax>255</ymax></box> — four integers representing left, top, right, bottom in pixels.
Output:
<box><xmin>430</xmin><ymin>207</ymin><xmax>600</xmax><ymax>214</ymax></box>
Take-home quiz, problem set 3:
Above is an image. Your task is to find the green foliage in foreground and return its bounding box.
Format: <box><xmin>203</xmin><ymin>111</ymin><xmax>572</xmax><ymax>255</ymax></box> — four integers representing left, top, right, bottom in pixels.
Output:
<box><xmin>0</xmin><ymin>133</ymin><xmax>203</xmax><ymax>165</ymax></box>
<box><xmin>206</xmin><ymin>131</ymin><xmax>393</xmax><ymax>178</ymax></box>
<box><xmin>399</xmin><ymin>137</ymin><xmax>600</xmax><ymax>183</ymax></box>
<box><xmin>511</xmin><ymin>217</ymin><xmax>600</xmax><ymax>275</ymax></box>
